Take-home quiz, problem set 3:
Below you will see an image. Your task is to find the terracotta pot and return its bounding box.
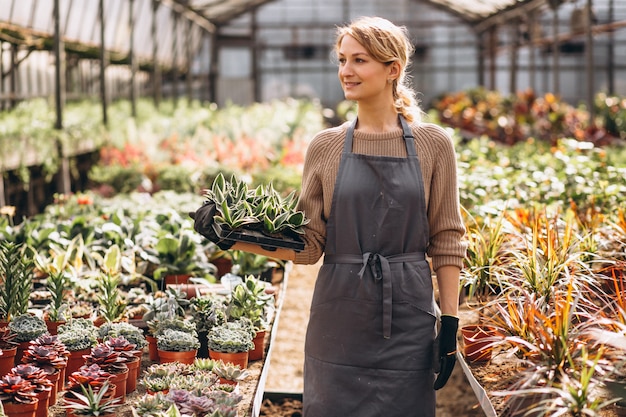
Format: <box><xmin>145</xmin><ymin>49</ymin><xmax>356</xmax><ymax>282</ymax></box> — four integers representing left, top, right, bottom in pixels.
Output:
<box><xmin>43</xmin><ymin>369</ymin><xmax>60</xmax><ymax>406</ymax></box>
<box><xmin>125</xmin><ymin>356</ymin><xmax>141</xmax><ymax>394</ymax></box>
<box><xmin>164</xmin><ymin>274</ymin><xmax>192</xmax><ymax>288</ymax></box>
<box><xmin>44</xmin><ymin>320</ymin><xmax>65</xmax><ymax>336</ymax></box>
<box><xmin>110</xmin><ymin>368</ymin><xmax>129</xmax><ymax>402</ymax></box>
<box><xmin>2</xmin><ymin>400</ymin><xmax>38</xmax><ymax>417</ymax></box>
<box><xmin>218</xmin><ymin>377</ymin><xmax>239</xmax><ymax>386</ymax></box>
<box><xmin>249</xmin><ymin>330</ymin><xmax>267</xmax><ymax>361</ymax></box>
<box><xmin>146</xmin><ymin>335</ymin><xmax>159</xmax><ymax>361</ymax></box>
<box><xmin>209</xmin><ymin>350</ymin><xmax>248</xmax><ymax>369</ymax></box>
<box><xmin>34</xmin><ymin>387</ymin><xmax>51</xmax><ymax>417</ymax></box>
<box><xmin>157</xmin><ymin>349</ymin><xmax>197</xmax><ymax>365</ymax></box>
<box><xmin>461</xmin><ymin>324</ymin><xmax>498</xmax><ymax>362</ymax></box>
<box><xmin>65</xmin><ymin>348</ymin><xmax>91</xmax><ymax>382</ymax></box>
<box><xmin>15</xmin><ymin>341</ymin><xmax>32</xmax><ymax>365</ymax></box>
<box><xmin>0</xmin><ymin>346</ymin><xmax>17</xmax><ymax>376</ymax></box>
<box><xmin>211</xmin><ymin>257</ymin><xmax>233</xmax><ymax>278</ymax></box>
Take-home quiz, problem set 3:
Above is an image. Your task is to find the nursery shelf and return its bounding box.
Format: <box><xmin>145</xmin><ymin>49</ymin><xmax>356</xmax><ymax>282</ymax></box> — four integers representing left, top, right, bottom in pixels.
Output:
<box><xmin>247</xmin><ymin>261</ymin><xmax>293</xmax><ymax>417</ymax></box>
<box><xmin>457</xmin><ymin>353</ymin><xmax>498</xmax><ymax>417</ymax></box>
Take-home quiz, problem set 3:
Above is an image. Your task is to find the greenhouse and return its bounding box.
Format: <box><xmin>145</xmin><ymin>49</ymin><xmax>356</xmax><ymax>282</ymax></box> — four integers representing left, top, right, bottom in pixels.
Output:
<box><xmin>0</xmin><ymin>0</ymin><xmax>625</xmax><ymax>416</ymax></box>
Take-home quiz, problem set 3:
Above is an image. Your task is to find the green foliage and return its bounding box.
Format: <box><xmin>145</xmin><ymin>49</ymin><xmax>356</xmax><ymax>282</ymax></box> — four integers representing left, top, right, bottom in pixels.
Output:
<box><xmin>8</xmin><ymin>314</ymin><xmax>47</xmax><ymax>343</ymax></box>
<box><xmin>207</xmin><ymin>321</ymin><xmax>254</xmax><ymax>354</ymax></box>
<box><xmin>156</xmin><ymin>328</ymin><xmax>200</xmax><ymax>352</ymax></box>
<box><xmin>0</xmin><ymin>241</ymin><xmax>34</xmax><ymax>321</ymax></box>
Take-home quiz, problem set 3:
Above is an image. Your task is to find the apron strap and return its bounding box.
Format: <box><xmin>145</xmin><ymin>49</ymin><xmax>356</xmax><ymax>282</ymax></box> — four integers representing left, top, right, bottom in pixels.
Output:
<box><xmin>344</xmin><ymin>115</ymin><xmax>416</xmax><ymax>156</ymax></box>
<box><xmin>324</xmin><ymin>252</ymin><xmax>426</xmax><ymax>339</ymax></box>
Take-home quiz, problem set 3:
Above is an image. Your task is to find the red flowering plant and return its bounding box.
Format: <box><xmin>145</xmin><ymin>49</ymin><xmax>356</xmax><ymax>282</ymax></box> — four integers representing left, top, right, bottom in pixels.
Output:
<box><xmin>0</xmin><ymin>326</ymin><xmax>18</xmax><ymax>350</ymax></box>
<box><xmin>104</xmin><ymin>336</ymin><xmax>139</xmax><ymax>363</ymax></box>
<box><xmin>0</xmin><ymin>374</ymin><xmax>37</xmax><ymax>405</ymax></box>
<box><xmin>9</xmin><ymin>364</ymin><xmax>53</xmax><ymax>396</ymax></box>
<box><xmin>64</xmin><ymin>364</ymin><xmax>115</xmax><ymax>402</ymax></box>
<box><xmin>21</xmin><ymin>344</ymin><xmax>67</xmax><ymax>375</ymax></box>
<box><xmin>29</xmin><ymin>334</ymin><xmax>70</xmax><ymax>358</ymax></box>
<box><xmin>82</xmin><ymin>343</ymin><xmax>128</xmax><ymax>375</ymax></box>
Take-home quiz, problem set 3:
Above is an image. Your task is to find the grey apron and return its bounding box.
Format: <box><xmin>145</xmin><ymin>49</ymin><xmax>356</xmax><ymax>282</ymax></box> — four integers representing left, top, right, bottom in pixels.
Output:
<box><xmin>303</xmin><ymin>115</ymin><xmax>437</xmax><ymax>417</ymax></box>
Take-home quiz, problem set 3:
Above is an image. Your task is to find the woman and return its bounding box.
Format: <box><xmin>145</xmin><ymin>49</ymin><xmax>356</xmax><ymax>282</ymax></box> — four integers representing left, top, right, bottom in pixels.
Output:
<box><xmin>192</xmin><ymin>16</ymin><xmax>467</xmax><ymax>417</ymax></box>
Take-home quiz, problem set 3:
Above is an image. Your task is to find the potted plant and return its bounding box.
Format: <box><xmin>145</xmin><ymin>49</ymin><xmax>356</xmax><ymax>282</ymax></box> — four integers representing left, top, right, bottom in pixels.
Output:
<box><xmin>9</xmin><ymin>365</ymin><xmax>53</xmax><ymax>417</ymax></box>
<box><xmin>0</xmin><ymin>241</ymin><xmax>34</xmax><ymax>324</ymax></box>
<box><xmin>82</xmin><ymin>343</ymin><xmax>129</xmax><ymax>402</ymax></box>
<box><xmin>97</xmin><ymin>322</ymin><xmax>146</xmax><ymax>351</ymax></box>
<box><xmin>94</xmin><ymin>272</ymin><xmax>126</xmax><ymax>326</ymax></box>
<box><xmin>57</xmin><ymin>318</ymin><xmax>98</xmax><ymax>381</ymax></box>
<box><xmin>92</xmin><ymin>245</ymin><xmax>128</xmax><ymax>325</ymax></box>
<box><xmin>61</xmin><ymin>380</ymin><xmax>121</xmax><ymax>417</ymax></box>
<box><xmin>189</xmin><ymin>296</ymin><xmax>226</xmax><ymax>358</ymax></box>
<box><xmin>212</xmin><ymin>360</ymin><xmax>249</xmax><ymax>386</ymax></box>
<box><xmin>133</xmin><ymin>392</ymin><xmax>172</xmax><ymax>416</ymax></box>
<box><xmin>0</xmin><ymin>326</ymin><xmax>18</xmax><ymax>376</ymax></box>
<box><xmin>42</xmin><ymin>270</ymin><xmax>70</xmax><ymax>334</ymax></box>
<box><xmin>63</xmin><ymin>364</ymin><xmax>114</xmax><ymax>403</ymax></box>
<box><xmin>103</xmin><ymin>336</ymin><xmax>141</xmax><ymax>394</ymax></box>
<box><xmin>156</xmin><ymin>328</ymin><xmax>200</xmax><ymax>365</ymax></box>
<box><xmin>0</xmin><ymin>374</ymin><xmax>38</xmax><ymax>417</ymax></box>
<box><xmin>20</xmin><ymin>337</ymin><xmax>68</xmax><ymax>406</ymax></box>
<box><xmin>207</xmin><ymin>320</ymin><xmax>254</xmax><ymax>369</ymax></box>
<box><xmin>8</xmin><ymin>314</ymin><xmax>48</xmax><ymax>364</ymax></box>
<box><xmin>226</xmin><ymin>276</ymin><xmax>274</xmax><ymax>360</ymax></box>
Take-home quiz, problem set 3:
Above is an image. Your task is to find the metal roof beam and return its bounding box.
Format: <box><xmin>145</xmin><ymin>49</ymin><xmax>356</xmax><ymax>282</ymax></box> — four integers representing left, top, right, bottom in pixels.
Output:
<box><xmin>472</xmin><ymin>0</ymin><xmax>548</xmax><ymax>33</ymax></box>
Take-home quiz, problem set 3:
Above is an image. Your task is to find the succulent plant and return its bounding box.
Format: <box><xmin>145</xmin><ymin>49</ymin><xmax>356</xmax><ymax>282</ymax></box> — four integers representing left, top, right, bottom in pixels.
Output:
<box><xmin>191</xmin><ymin>358</ymin><xmax>217</xmax><ymax>372</ymax></box>
<box><xmin>97</xmin><ymin>321</ymin><xmax>147</xmax><ymax>349</ymax></box>
<box><xmin>141</xmin><ymin>376</ymin><xmax>172</xmax><ymax>394</ymax></box>
<box><xmin>133</xmin><ymin>392</ymin><xmax>173</xmax><ymax>416</ymax></box>
<box><xmin>156</xmin><ymin>328</ymin><xmax>200</xmax><ymax>352</ymax></box>
<box><xmin>227</xmin><ymin>276</ymin><xmax>273</xmax><ymax>330</ymax></box>
<box><xmin>104</xmin><ymin>336</ymin><xmax>139</xmax><ymax>362</ymax></box>
<box><xmin>62</xmin><ymin>380</ymin><xmax>122</xmax><ymax>416</ymax></box>
<box><xmin>44</xmin><ymin>270</ymin><xmax>70</xmax><ymax>322</ymax></box>
<box><xmin>0</xmin><ymin>374</ymin><xmax>37</xmax><ymax>404</ymax></box>
<box><xmin>20</xmin><ymin>344</ymin><xmax>67</xmax><ymax>374</ymax></box>
<box><xmin>65</xmin><ymin>364</ymin><xmax>113</xmax><ymax>394</ymax></box>
<box><xmin>190</xmin><ymin>296</ymin><xmax>226</xmax><ymax>334</ymax></box>
<box><xmin>212</xmin><ymin>360</ymin><xmax>249</xmax><ymax>383</ymax></box>
<box><xmin>9</xmin><ymin>364</ymin><xmax>53</xmax><ymax>394</ymax></box>
<box><xmin>0</xmin><ymin>241</ymin><xmax>34</xmax><ymax>322</ymax></box>
<box><xmin>58</xmin><ymin>318</ymin><xmax>98</xmax><ymax>352</ymax></box>
<box><xmin>207</xmin><ymin>321</ymin><xmax>254</xmax><ymax>354</ymax></box>
<box><xmin>8</xmin><ymin>314</ymin><xmax>48</xmax><ymax>343</ymax></box>
<box><xmin>83</xmin><ymin>343</ymin><xmax>128</xmax><ymax>375</ymax></box>
<box><xmin>0</xmin><ymin>326</ymin><xmax>18</xmax><ymax>349</ymax></box>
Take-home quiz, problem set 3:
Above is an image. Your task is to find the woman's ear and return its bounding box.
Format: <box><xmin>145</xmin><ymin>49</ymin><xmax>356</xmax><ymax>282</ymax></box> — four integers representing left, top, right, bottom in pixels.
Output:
<box><xmin>388</xmin><ymin>61</ymin><xmax>401</xmax><ymax>81</ymax></box>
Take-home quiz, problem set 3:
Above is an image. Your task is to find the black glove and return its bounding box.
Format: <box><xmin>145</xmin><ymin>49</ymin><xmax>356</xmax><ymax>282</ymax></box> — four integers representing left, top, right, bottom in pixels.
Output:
<box><xmin>433</xmin><ymin>315</ymin><xmax>458</xmax><ymax>390</ymax></box>
<box><xmin>189</xmin><ymin>202</ymin><xmax>235</xmax><ymax>250</ymax></box>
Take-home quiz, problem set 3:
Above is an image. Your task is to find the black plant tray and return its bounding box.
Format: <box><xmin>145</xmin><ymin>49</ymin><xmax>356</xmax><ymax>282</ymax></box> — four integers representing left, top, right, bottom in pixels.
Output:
<box><xmin>213</xmin><ymin>222</ymin><xmax>305</xmax><ymax>252</ymax></box>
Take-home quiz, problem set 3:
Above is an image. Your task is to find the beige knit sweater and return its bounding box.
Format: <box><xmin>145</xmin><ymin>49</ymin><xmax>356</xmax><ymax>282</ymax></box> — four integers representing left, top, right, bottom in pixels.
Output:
<box><xmin>293</xmin><ymin>120</ymin><xmax>467</xmax><ymax>271</ymax></box>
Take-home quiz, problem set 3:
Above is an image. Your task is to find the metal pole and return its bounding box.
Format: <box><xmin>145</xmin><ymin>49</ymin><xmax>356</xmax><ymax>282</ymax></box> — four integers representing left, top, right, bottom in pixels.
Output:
<box><xmin>209</xmin><ymin>30</ymin><xmax>218</xmax><ymax>104</ymax></box>
<box><xmin>152</xmin><ymin>0</ymin><xmax>161</xmax><ymax>108</ymax></box>
<box><xmin>477</xmin><ymin>31</ymin><xmax>485</xmax><ymax>87</ymax></box>
<box><xmin>607</xmin><ymin>0</ymin><xmax>614</xmax><ymax>94</ymax></box>
<box><xmin>510</xmin><ymin>21</ymin><xmax>519</xmax><ymax>94</ymax></box>
<box><xmin>551</xmin><ymin>6</ymin><xmax>560</xmax><ymax>95</ymax></box>
<box><xmin>53</xmin><ymin>0</ymin><xmax>63</xmax><ymax>130</ymax></box>
<box><xmin>99</xmin><ymin>0</ymin><xmax>108</xmax><ymax>126</ymax></box>
<box><xmin>129</xmin><ymin>0</ymin><xmax>137</xmax><ymax>117</ymax></box>
<box><xmin>186</xmin><ymin>19</ymin><xmax>193</xmax><ymax>104</ymax></box>
<box><xmin>585</xmin><ymin>0</ymin><xmax>594</xmax><ymax>121</ymax></box>
<box><xmin>172</xmin><ymin>12</ymin><xmax>179</xmax><ymax>107</ymax></box>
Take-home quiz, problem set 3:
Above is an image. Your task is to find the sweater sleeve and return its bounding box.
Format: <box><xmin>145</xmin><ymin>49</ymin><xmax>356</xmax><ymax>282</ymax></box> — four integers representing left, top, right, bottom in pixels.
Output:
<box><xmin>421</xmin><ymin>124</ymin><xmax>468</xmax><ymax>271</ymax></box>
<box><xmin>292</xmin><ymin>129</ymin><xmax>339</xmax><ymax>265</ymax></box>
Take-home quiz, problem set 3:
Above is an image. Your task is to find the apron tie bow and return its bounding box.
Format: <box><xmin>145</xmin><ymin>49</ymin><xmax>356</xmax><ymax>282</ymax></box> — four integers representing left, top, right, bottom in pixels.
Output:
<box><xmin>325</xmin><ymin>251</ymin><xmax>426</xmax><ymax>339</ymax></box>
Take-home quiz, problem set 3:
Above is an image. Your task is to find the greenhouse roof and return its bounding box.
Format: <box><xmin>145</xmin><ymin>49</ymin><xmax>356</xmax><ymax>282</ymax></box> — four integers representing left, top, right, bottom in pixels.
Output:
<box><xmin>423</xmin><ymin>0</ymin><xmax>548</xmax><ymax>25</ymax></box>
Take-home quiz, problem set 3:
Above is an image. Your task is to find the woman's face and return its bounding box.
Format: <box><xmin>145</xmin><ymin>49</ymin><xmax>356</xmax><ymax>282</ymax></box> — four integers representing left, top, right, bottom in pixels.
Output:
<box><xmin>337</xmin><ymin>35</ymin><xmax>393</xmax><ymax>104</ymax></box>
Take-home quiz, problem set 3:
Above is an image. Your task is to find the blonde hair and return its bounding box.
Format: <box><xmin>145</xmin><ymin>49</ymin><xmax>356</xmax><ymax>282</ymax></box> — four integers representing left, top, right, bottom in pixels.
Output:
<box><xmin>335</xmin><ymin>16</ymin><xmax>423</xmax><ymax>123</ymax></box>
